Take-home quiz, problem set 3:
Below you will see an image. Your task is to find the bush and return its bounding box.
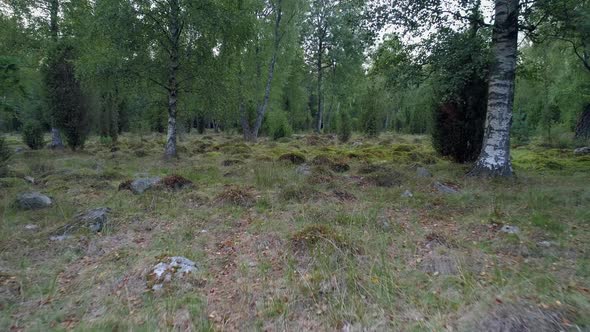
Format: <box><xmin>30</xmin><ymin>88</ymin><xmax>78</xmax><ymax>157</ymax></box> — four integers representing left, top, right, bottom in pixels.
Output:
<box><xmin>431</xmin><ymin>29</ymin><xmax>489</xmax><ymax>163</ymax></box>
<box><xmin>338</xmin><ymin>111</ymin><xmax>352</xmax><ymax>143</ymax></box>
<box><xmin>22</xmin><ymin>120</ymin><xmax>45</xmax><ymax>150</ymax></box>
<box><xmin>0</xmin><ymin>136</ymin><xmax>11</xmax><ymax>176</ymax></box>
<box><xmin>43</xmin><ymin>41</ymin><xmax>90</xmax><ymax>151</ymax></box>
<box><xmin>266</xmin><ymin>111</ymin><xmax>293</xmax><ymax>140</ymax></box>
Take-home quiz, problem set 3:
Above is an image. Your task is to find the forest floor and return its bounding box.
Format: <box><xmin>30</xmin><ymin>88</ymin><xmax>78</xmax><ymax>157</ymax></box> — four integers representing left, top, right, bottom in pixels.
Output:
<box><xmin>1</xmin><ymin>132</ymin><xmax>589</xmax><ymax>331</ymax></box>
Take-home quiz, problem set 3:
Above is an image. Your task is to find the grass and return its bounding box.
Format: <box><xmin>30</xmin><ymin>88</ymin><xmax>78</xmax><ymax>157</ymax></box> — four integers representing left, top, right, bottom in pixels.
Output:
<box><xmin>0</xmin><ymin>132</ymin><xmax>588</xmax><ymax>331</ymax></box>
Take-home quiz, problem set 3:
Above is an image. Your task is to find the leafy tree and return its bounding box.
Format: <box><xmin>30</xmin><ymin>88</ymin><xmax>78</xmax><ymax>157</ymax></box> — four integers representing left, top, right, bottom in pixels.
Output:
<box><xmin>302</xmin><ymin>0</ymin><xmax>374</xmax><ymax>133</ymax></box>
<box><xmin>43</xmin><ymin>41</ymin><xmax>89</xmax><ymax>151</ymax></box>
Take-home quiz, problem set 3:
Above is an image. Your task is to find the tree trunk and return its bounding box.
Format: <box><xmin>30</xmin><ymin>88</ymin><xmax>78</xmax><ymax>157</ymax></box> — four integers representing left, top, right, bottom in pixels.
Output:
<box><xmin>574</xmin><ymin>105</ymin><xmax>590</xmax><ymax>140</ymax></box>
<box><xmin>243</xmin><ymin>0</ymin><xmax>283</xmax><ymax>142</ymax></box>
<box><xmin>469</xmin><ymin>0</ymin><xmax>518</xmax><ymax>177</ymax></box>
<box><xmin>316</xmin><ymin>44</ymin><xmax>323</xmax><ymax>133</ymax></box>
<box><xmin>164</xmin><ymin>0</ymin><xmax>180</xmax><ymax>159</ymax></box>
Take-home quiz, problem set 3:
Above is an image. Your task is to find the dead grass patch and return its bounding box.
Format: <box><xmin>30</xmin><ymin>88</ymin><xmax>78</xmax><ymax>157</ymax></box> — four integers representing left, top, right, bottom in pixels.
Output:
<box><xmin>162</xmin><ymin>175</ymin><xmax>193</xmax><ymax>190</ymax></box>
<box><xmin>215</xmin><ymin>185</ymin><xmax>256</xmax><ymax>207</ymax></box>
<box><xmin>458</xmin><ymin>301</ymin><xmax>573</xmax><ymax>332</ymax></box>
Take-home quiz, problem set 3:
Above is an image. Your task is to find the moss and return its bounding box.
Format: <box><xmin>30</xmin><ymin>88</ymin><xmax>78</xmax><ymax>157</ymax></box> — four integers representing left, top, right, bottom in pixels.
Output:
<box><xmin>214</xmin><ymin>143</ymin><xmax>252</xmax><ymax>155</ymax></box>
<box><xmin>280</xmin><ymin>183</ymin><xmax>319</xmax><ymax>202</ymax></box>
<box><xmin>278</xmin><ymin>152</ymin><xmax>306</xmax><ymax>165</ymax></box>
<box><xmin>291</xmin><ymin>224</ymin><xmax>349</xmax><ymax>251</ymax></box>
<box><xmin>512</xmin><ymin>148</ymin><xmax>590</xmax><ymax>172</ymax></box>
<box><xmin>367</xmin><ymin>170</ymin><xmax>404</xmax><ymax>188</ymax></box>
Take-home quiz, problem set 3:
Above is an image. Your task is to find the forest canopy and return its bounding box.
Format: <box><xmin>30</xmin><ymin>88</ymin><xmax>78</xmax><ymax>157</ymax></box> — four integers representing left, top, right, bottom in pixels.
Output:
<box><xmin>0</xmin><ymin>0</ymin><xmax>589</xmax><ymax>172</ymax></box>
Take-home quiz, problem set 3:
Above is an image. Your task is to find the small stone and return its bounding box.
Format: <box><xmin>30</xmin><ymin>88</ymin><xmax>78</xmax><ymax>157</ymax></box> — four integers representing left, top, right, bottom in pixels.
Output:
<box><xmin>500</xmin><ymin>225</ymin><xmax>520</xmax><ymax>234</ymax></box>
<box><xmin>434</xmin><ymin>182</ymin><xmax>459</xmax><ymax>194</ymax></box>
<box><xmin>574</xmin><ymin>147</ymin><xmax>590</xmax><ymax>155</ymax></box>
<box><xmin>16</xmin><ymin>192</ymin><xmax>52</xmax><ymax>210</ymax></box>
<box><xmin>24</xmin><ymin>176</ymin><xmax>35</xmax><ymax>184</ymax></box>
<box><xmin>537</xmin><ymin>241</ymin><xmax>553</xmax><ymax>248</ymax></box>
<box><xmin>130</xmin><ymin>177</ymin><xmax>161</xmax><ymax>194</ymax></box>
<box><xmin>49</xmin><ymin>235</ymin><xmax>73</xmax><ymax>241</ymax></box>
<box><xmin>149</xmin><ymin>256</ymin><xmax>198</xmax><ymax>291</ymax></box>
<box><xmin>402</xmin><ymin>190</ymin><xmax>413</xmax><ymax>198</ymax></box>
<box><xmin>416</xmin><ymin>167</ymin><xmax>432</xmax><ymax>178</ymax></box>
<box><xmin>351</xmin><ymin>141</ymin><xmax>363</xmax><ymax>148</ymax></box>
<box><xmin>25</xmin><ymin>224</ymin><xmax>38</xmax><ymax>230</ymax></box>
<box><xmin>295</xmin><ymin>164</ymin><xmax>311</xmax><ymax>176</ymax></box>
<box><xmin>14</xmin><ymin>147</ymin><xmax>24</xmax><ymax>153</ymax></box>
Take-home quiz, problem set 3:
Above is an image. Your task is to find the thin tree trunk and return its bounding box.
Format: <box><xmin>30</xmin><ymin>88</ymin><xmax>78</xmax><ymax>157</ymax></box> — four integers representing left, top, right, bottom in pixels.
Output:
<box><xmin>469</xmin><ymin>0</ymin><xmax>518</xmax><ymax>177</ymax></box>
<box><xmin>316</xmin><ymin>43</ymin><xmax>323</xmax><ymax>133</ymax></box>
<box><xmin>48</xmin><ymin>0</ymin><xmax>64</xmax><ymax>150</ymax></box>
<box><xmin>575</xmin><ymin>105</ymin><xmax>590</xmax><ymax>139</ymax></box>
<box><xmin>164</xmin><ymin>0</ymin><xmax>181</xmax><ymax>159</ymax></box>
<box><xmin>242</xmin><ymin>0</ymin><xmax>283</xmax><ymax>142</ymax></box>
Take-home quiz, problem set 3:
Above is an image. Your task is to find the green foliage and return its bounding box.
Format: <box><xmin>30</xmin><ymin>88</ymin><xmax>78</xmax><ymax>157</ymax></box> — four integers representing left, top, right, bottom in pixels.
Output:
<box><xmin>430</xmin><ymin>29</ymin><xmax>489</xmax><ymax>163</ymax></box>
<box><xmin>43</xmin><ymin>42</ymin><xmax>89</xmax><ymax>151</ymax></box>
<box><xmin>266</xmin><ymin>111</ymin><xmax>293</xmax><ymax>140</ymax></box>
<box><xmin>337</xmin><ymin>111</ymin><xmax>352</xmax><ymax>143</ymax></box>
<box><xmin>21</xmin><ymin>120</ymin><xmax>45</xmax><ymax>150</ymax></box>
<box><xmin>512</xmin><ymin>111</ymin><xmax>531</xmax><ymax>145</ymax></box>
<box><xmin>0</xmin><ymin>135</ymin><xmax>10</xmax><ymax>176</ymax></box>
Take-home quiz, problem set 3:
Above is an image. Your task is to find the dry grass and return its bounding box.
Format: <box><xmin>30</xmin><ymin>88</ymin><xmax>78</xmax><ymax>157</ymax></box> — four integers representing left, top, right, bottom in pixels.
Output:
<box><xmin>0</xmin><ymin>132</ymin><xmax>588</xmax><ymax>331</ymax></box>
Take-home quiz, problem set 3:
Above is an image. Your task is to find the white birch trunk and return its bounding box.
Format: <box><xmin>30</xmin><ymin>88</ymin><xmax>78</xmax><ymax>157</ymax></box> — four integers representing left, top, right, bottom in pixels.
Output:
<box><xmin>469</xmin><ymin>0</ymin><xmax>518</xmax><ymax>177</ymax></box>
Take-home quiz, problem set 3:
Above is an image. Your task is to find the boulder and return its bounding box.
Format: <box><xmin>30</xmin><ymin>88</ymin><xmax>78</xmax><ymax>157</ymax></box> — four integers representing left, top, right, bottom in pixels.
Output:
<box><xmin>75</xmin><ymin>207</ymin><xmax>111</xmax><ymax>233</ymax></box>
<box><xmin>148</xmin><ymin>256</ymin><xmax>198</xmax><ymax>291</ymax></box>
<box><xmin>131</xmin><ymin>177</ymin><xmax>161</xmax><ymax>194</ymax></box>
<box><xmin>574</xmin><ymin>147</ymin><xmax>590</xmax><ymax>155</ymax></box>
<box><xmin>16</xmin><ymin>192</ymin><xmax>52</xmax><ymax>210</ymax></box>
<box><xmin>416</xmin><ymin>167</ymin><xmax>432</xmax><ymax>178</ymax></box>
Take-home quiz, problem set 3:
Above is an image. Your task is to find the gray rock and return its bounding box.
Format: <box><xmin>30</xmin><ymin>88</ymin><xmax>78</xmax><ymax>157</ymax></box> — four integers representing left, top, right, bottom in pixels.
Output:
<box><xmin>16</xmin><ymin>192</ymin><xmax>52</xmax><ymax>210</ymax></box>
<box><xmin>351</xmin><ymin>141</ymin><xmax>363</xmax><ymax>148</ymax></box>
<box><xmin>402</xmin><ymin>190</ymin><xmax>413</xmax><ymax>198</ymax></box>
<box><xmin>537</xmin><ymin>241</ymin><xmax>553</xmax><ymax>248</ymax></box>
<box><xmin>295</xmin><ymin>164</ymin><xmax>311</xmax><ymax>176</ymax></box>
<box><xmin>49</xmin><ymin>235</ymin><xmax>73</xmax><ymax>241</ymax></box>
<box><xmin>500</xmin><ymin>225</ymin><xmax>520</xmax><ymax>234</ymax></box>
<box><xmin>131</xmin><ymin>177</ymin><xmax>161</xmax><ymax>194</ymax></box>
<box><xmin>24</xmin><ymin>224</ymin><xmax>38</xmax><ymax>230</ymax></box>
<box><xmin>14</xmin><ymin>147</ymin><xmax>24</xmax><ymax>153</ymax></box>
<box><xmin>149</xmin><ymin>256</ymin><xmax>198</xmax><ymax>291</ymax></box>
<box><xmin>434</xmin><ymin>182</ymin><xmax>459</xmax><ymax>194</ymax></box>
<box><xmin>574</xmin><ymin>147</ymin><xmax>590</xmax><ymax>155</ymax></box>
<box><xmin>416</xmin><ymin>167</ymin><xmax>432</xmax><ymax>178</ymax></box>
<box><xmin>76</xmin><ymin>207</ymin><xmax>111</xmax><ymax>233</ymax></box>
<box><xmin>24</xmin><ymin>176</ymin><xmax>35</xmax><ymax>184</ymax></box>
